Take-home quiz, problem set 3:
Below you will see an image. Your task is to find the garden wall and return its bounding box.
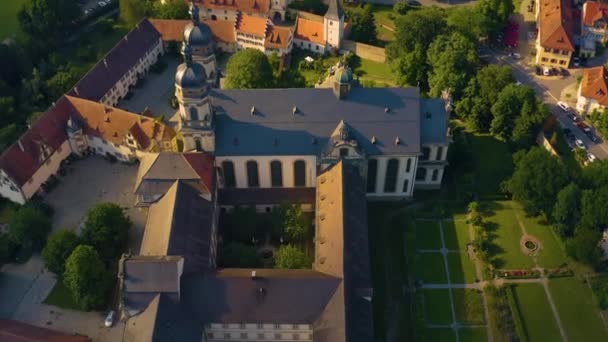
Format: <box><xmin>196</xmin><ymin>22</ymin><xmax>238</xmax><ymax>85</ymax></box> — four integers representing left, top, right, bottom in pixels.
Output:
<box><xmin>536</xmin><ymin>132</ymin><xmax>559</xmax><ymax>157</ymax></box>
<box><xmin>342</xmin><ymin>40</ymin><xmax>386</xmax><ymax>63</ymax></box>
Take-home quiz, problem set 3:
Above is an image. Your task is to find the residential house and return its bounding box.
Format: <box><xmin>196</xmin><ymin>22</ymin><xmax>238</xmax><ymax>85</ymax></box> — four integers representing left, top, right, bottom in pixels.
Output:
<box><xmin>581</xmin><ymin>1</ymin><xmax>608</xmax><ymax>57</ymax></box>
<box><xmin>536</xmin><ymin>0</ymin><xmax>575</xmax><ymax>68</ymax></box>
<box><xmin>576</xmin><ymin>65</ymin><xmax>608</xmax><ymax>113</ymax></box>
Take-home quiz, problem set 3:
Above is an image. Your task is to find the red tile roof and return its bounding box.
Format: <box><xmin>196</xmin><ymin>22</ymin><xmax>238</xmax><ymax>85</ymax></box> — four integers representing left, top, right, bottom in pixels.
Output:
<box><xmin>68</xmin><ymin>19</ymin><xmax>162</xmax><ymax>102</ymax></box>
<box><xmin>538</xmin><ymin>0</ymin><xmax>575</xmax><ymax>51</ymax></box>
<box><xmin>0</xmin><ymin>319</ymin><xmax>91</xmax><ymax>342</ymax></box>
<box><xmin>205</xmin><ymin>19</ymin><xmax>237</xmax><ymax>43</ymax></box>
<box><xmin>580</xmin><ymin>66</ymin><xmax>608</xmax><ymax>106</ymax></box>
<box><xmin>150</xmin><ymin>18</ymin><xmax>236</xmax><ymax>44</ymax></box>
<box><xmin>182</xmin><ymin>153</ymin><xmax>215</xmax><ymax>193</ymax></box>
<box><xmin>294</xmin><ymin>17</ymin><xmax>325</xmax><ymax>45</ymax></box>
<box><xmin>583</xmin><ymin>1</ymin><xmax>608</xmax><ymax>27</ymax></box>
<box><xmin>192</xmin><ymin>0</ymin><xmax>270</xmax><ymax>15</ymax></box>
<box><xmin>235</xmin><ymin>13</ymin><xmax>269</xmax><ymax>37</ymax></box>
<box><xmin>264</xmin><ymin>25</ymin><xmax>291</xmax><ymax>49</ymax></box>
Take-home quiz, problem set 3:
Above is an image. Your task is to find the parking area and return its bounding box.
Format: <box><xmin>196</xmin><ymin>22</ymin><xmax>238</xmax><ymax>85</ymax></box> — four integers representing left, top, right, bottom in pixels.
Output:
<box><xmin>117</xmin><ymin>56</ymin><xmax>180</xmax><ymax>123</ymax></box>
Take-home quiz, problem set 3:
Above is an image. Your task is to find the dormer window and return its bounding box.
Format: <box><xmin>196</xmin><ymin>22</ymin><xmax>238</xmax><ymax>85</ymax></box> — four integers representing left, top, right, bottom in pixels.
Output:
<box><xmin>190</xmin><ymin>107</ymin><xmax>199</xmax><ymax>121</ymax></box>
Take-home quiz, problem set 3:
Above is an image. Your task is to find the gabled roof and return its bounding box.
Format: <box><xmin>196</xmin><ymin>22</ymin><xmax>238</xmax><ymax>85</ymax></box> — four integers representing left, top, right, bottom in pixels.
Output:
<box><xmin>235</xmin><ymin>13</ymin><xmax>270</xmax><ymax>37</ymax></box>
<box><xmin>65</xmin><ymin>96</ymin><xmax>175</xmax><ymax>149</ymax></box>
<box><xmin>583</xmin><ymin>1</ymin><xmax>608</xmax><ymax>27</ymax></box>
<box><xmin>0</xmin><ymin>96</ymin><xmax>72</xmax><ymax>187</ymax></box>
<box><xmin>265</xmin><ymin>25</ymin><xmax>292</xmax><ymax>49</ymax></box>
<box><xmin>68</xmin><ymin>19</ymin><xmax>161</xmax><ymax>102</ymax></box>
<box><xmin>325</xmin><ymin>0</ymin><xmax>344</xmax><ymax>21</ymax></box>
<box><xmin>193</xmin><ymin>0</ymin><xmax>270</xmax><ymax>15</ymax></box>
<box><xmin>134</xmin><ymin>152</ymin><xmax>215</xmax><ymax>196</ymax></box>
<box><xmin>0</xmin><ymin>319</ymin><xmax>91</xmax><ymax>342</ymax></box>
<box><xmin>580</xmin><ymin>66</ymin><xmax>608</xmax><ymax>105</ymax></box>
<box><xmin>538</xmin><ymin>0</ymin><xmax>575</xmax><ymax>51</ymax></box>
<box><xmin>122</xmin><ymin>255</ymin><xmax>183</xmax><ymax>293</ymax></box>
<box><xmin>150</xmin><ymin>18</ymin><xmax>236</xmax><ymax>44</ymax></box>
<box><xmin>141</xmin><ymin>180</ymin><xmax>216</xmax><ymax>273</ymax></box>
<box><xmin>294</xmin><ymin>16</ymin><xmax>325</xmax><ymax>45</ymax></box>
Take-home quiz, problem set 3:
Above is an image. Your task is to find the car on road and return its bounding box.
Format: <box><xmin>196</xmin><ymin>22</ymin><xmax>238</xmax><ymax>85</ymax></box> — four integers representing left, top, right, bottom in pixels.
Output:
<box><xmin>567</xmin><ymin>112</ymin><xmax>580</xmax><ymax>122</ymax></box>
<box><xmin>563</xmin><ymin>128</ymin><xmax>573</xmax><ymax>137</ymax></box>
<box><xmin>576</xmin><ymin>122</ymin><xmax>592</xmax><ymax>133</ymax></box>
<box><xmin>104</xmin><ymin>310</ymin><xmax>115</xmax><ymax>327</ymax></box>
<box><xmin>407</xmin><ymin>0</ymin><xmax>422</xmax><ymax>6</ymax></box>
<box><xmin>575</xmin><ymin>139</ymin><xmax>586</xmax><ymax>149</ymax></box>
<box><xmin>573</xmin><ymin>57</ymin><xmax>580</xmax><ymax>67</ymax></box>
<box><xmin>557</xmin><ymin>101</ymin><xmax>570</xmax><ymax>112</ymax></box>
<box><xmin>98</xmin><ymin>1</ymin><xmax>107</xmax><ymax>7</ymax></box>
<box><xmin>587</xmin><ymin>152</ymin><xmax>597</xmax><ymax>162</ymax></box>
<box><xmin>586</xmin><ymin>132</ymin><xmax>600</xmax><ymax>143</ymax></box>
<box><xmin>515</xmin><ymin>80</ymin><xmax>522</xmax><ymax>86</ymax></box>
<box><xmin>543</xmin><ymin>66</ymin><xmax>551</xmax><ymax>76</ymax></box>
<box><xmin>559</xmin><ymin>68</ymin><xmax>569</xmax><ymax>76</ymax></box>
<box><xmin>509</xmin><ymin>52</ymin><xmax>522</xmax><ymax>59</ymax></box>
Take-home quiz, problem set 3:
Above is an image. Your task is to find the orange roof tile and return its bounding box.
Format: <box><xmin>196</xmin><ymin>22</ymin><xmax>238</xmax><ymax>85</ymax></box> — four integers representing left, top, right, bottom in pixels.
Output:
<box><xmin>538</xmin><ymin>0</ymin><xmax>575</xmax><ymax>51</ymax></box>
<box><xmin>193</xmin><ymin>0</ymin><xmax>270</xmax><ymax>15</ymax></box>
<box><xmin>205</xmin><ymin>19</ymin><xmax>237</xmax><ymax>43</ymax></box>
<box><xmin>235</xmin><ymin>13</ymin><xmax>269</xmax><ymax>37</ymax></box>
<box><xmin>580</xmin><ymin>66</ymin><xmax>608</xmax><ymax>106</ymax></box>
<box><xmin>583</xmin><ymin>1</ymin><xmax>608</xmax><ymax>27</ymax></box>
<box><xmin>265</xmin><ymin>26</ymin><xmax>291</xmax><ymax>49</ymax></box>
<box><xmin>149</xmin><ymin>19</ymin><xmax>190</xmax><ymax>41</ymax></box>
<box><xmin>65</xmin><ymin>96</ymin><xmax>175</xmax><ymax>150</ymax></box>
<box><xmin>294</xmin><ymin>17</ymin><xmax>325</xmax><ymax>45</ymax></box>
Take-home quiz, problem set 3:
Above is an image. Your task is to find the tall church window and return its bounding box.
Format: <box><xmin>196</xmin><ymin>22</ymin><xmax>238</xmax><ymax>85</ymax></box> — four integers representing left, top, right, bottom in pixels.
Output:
<box><xmin>194</xmin><ymin>138</ymin><xmax>203</xmax><ymax>152</ymax></box>
<box><xmin>270</xmin><ymin>161</ymin><xmax>283</xmax><ymax>187</ymax></box>
<box><xmin>222</xmin><ymin>161</ymin><xmax>236</xmax><ymax>188</ymax></box>
<box><xmin>416</xmin><ymin>167</ymin><xmax>427</xmax><ymax>181</ymax></box>
<box><xmin>432</xmin><ymin>169</ymin><xmax>439</xmax><ymax>181</ymax></box>
<box><xmin>190</xmin><ymin>107</ymin><xmax>199</xmax><ymax>121</ymax></box>
<box><xmin>366</xmin><ymin>159</ymin><xmax>377</xmax><ymax>193</ymax></box>
<box><xmin>247</xmin><ymin>161</ymin><xmax>260</xmax><ymax>187</ymax></box>
<box><xmin>436</xmin><ymin>147</ymin><xmax>443</xmax><ymax>160</ymax></box>
<box><xmin>406</xmin><ymin>158</ymin><xmax>412</xmax><ymax>172</ymax></box>
<box><xmin>384</xmin><ymin>159</ymin><xmax>399</xmax><ymax>192</ymax></box>
<box><xmin>294</xmin><ymin>160</ymin><xmax>306</xmax><ymax>187</ymax></box>
<box><xmin>421</xmin><ymin>147</ymin><xmax>431</xmax><ymax>160</ymax></box>
<box><xmin>402</xmin><ymin>179</ymin><xmax>409</xmax><ymax>193</ymax></box>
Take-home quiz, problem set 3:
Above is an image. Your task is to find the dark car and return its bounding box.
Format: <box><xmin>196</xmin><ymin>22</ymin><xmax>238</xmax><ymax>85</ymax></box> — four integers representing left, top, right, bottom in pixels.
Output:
<box><xmin>563</xmin><ymin>128</ymin><xmax>572</xmax><ymax>136</ymax></box>
<box><xmin>535</xmin><ymin>66</ymin><xmax>542</xmax><ymax>75</ymax></box>
<box><xmin>567</xmin><ymin>113</ymin><xmax>580</xmax><ymax>122</ymax></box>
<box><xmin>586</xmin><ymin>132</ymin><xmax>600</xmax><ymax>143</ymax></box>
<box><xmin>408</xmin><ymin>0</ymin><xmax>422</xmax><ymax>6</ymax></box>
<box><xmin>577</xmin><ymin>122</ymin><xmax>592</xmax><ymax>133</ymax></box>
<box><xmin>560</xmin><ymin>68</ymin><xmax>569</xmax><ymax>76</ymax></box>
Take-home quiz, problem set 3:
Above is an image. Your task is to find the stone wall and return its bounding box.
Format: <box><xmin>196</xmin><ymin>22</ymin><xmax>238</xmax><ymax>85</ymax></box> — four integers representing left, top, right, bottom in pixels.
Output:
<box><xmin>341</xmin><ymin>40</ymin><xmax>386</xmax><ymax>63</ymax></box>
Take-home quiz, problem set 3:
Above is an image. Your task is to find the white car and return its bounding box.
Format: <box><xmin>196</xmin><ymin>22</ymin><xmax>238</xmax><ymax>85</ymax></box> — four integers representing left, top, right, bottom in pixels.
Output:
<box><xmin>543</xmin><ymin>67</ymin><xmax>551</xmax><ymax>76</ymax></box>
<box><xmin>98</xmin><ymin>1</ymin><xmax>107</xmax><ymax>7</ymax></box>
<box><xmin>575</xmin><ymin>139</ymin><xmax>586</xmax><ymax>150</ymax></box>
<box><xmin>587</xmin><ymin>152</ymin><xmax>597</xmax><ymax>162</ymax></box>
<box><xmin>104</xmin><ymin>310</ymin><xmax>115</xmax><ymax>327</ymax></box>
<box><xmin>557</xmin><ymin>101</ymin><xmax>570</xmax><ymax>112</ymax></box>
<box><xmin>515</xmin><ymin>80</ymin><xmax>522</xmax><ymax>86</ymax></box>
<box><xmin>509</xmin><ymin>52</ymin><xmax>522</xmax><ymax>59</ymax></box>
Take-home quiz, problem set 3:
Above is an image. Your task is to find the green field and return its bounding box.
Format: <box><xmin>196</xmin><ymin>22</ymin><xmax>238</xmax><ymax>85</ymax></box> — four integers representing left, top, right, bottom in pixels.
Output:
<box><xmin>414</xmin><ymin>252</ymin><xmax>448</xmax><ymax>284</ymax></box>
<box><xmin>468</xmin><ymin>134</ymin><xmax>514</xmax><ymax>198</ymax></box>
<box><xmin>355</xmin><ymin>58</ymin><xmax>396</xmax><ymax>86</ymax></box>
<box><xmin>510</xmin><ymin>284</ymin><xmax>562</xmax><ymax>342</ymax></box>
<box><xmin>459</xmin><ymin>327</ymin><xmax>488</xmax><ymax>342</ymax></box>
<box><xmin>44</xmin><ymin>281</ymin><xmax>80</xmax><ymax>310</ymax></box>
<box><xmin>415</xmin><ymin>220</ymin><xmax>442</xmax><ymax>250</ymax></box>
<box><xmin>486</xmin><ymin>201</ymin><xmax>534</xmax><ymax>269</ymax></box>
<box><xmin>446</xmin><ymin>252</ymin><xmax>477</xmax><ymax>284</ymax></box>
<box><xmin>452</xmin><ymin>289</ymin><xmax>485</xmax><ymax>325</ymax></box>
<box><xmin>0</xmin><ymin>0</ymin><xmax>27</xmax><ymax>39</ymax></box>
<box><xmin>442</xmin><ymin>219</ymin><xmax>471</xmax><ymax>251</ymax></box>
<box><xmin>423</xmin><ymin>328</ymin><xmax>457</xmax><ymax>341</ymax></box>
<box><xmin>423</xmin><ymin>289</ymin><xmax>453</xmax><ymax>325</ymax></box>
<box><xmin>549</xmin><ymin>278</ymin><xmax>608</xmax><ymax>341</ymax></box>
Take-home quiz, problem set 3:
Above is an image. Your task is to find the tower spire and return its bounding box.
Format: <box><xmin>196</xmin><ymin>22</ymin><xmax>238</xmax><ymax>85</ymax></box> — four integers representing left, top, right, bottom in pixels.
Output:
<box><xmin>182</xmin><ymin>43</ymin><xmax>194</xmax><ymax>65</ymax></box>
<box><xmin>189</xmin><ymin>1</ymin><xmax>200</xmax><ymax>24</ymax></box>
<box><xmin>325</xmin><ymin>0</ymin><xmax>344</xmax><ymax>20</ymax></box>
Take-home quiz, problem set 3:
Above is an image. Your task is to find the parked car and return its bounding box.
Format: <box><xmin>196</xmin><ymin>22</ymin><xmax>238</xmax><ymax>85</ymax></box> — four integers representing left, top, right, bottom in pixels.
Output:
<box><xmin>563</xmin><ymin>128</ymin><xmax>572</xmax><ymax>136</ymax></box>
<box><xmin>535</xmin><ymin>66</ymin><xmax>542</xmax><ymax>75</ymax></box>
<box><xmin>543</xmin><ymin>66</ymin><xmax>551</xmax><ymax>76</ymax></box>
<box><xmin>575</xmin><ymin>139</ymin><xmax>586</xmax><ymax>149</ymax></box>
<box><xmin>104</xmin><ymin>310</ymin><xmax>115</xmax><ymax>328</ymax></box>
<box><xmin>509</xmin><ymin>52</ymin><xmax>522</xmax><ymax>59</ymax></box>
<box><xmin>557</xmin><ymin>101</ymin><xmax>570</xmax><ymax>112</ymax></box>
<box><xmin>567</xmin><ymin>113</ymin><xmax>579</xmax><ymax>122</ymax></box>
<box><xmin>576</xmin><ymin>122</ymin><xmax>592</xmax><ymax>133</ymax></box>
<box><xmin>586</xmin><ymin>132</ymin><xmax>600</xmax><ymax>143</ymax></box>
<box><xmin>515</xmin><ymin>80</ymin><xmax>522</xmax><ymax>86</ymax></box>
<box><xmin>587</xmin><ymin>152</ymin><xmax>597</xmax><ymax>162</ymax></box>
<box><xmin>572</xmin><ymin>57</ymin><xmax>580</xmax><ymax>67</ymax></box>
<box><xmin>407</xmin><ymin>0</ymin><xmax>422</xmax><ymax>6</ymax></box>
<box><xmin>559</xmin><ymin>68</ymin><xmax>569</xmax><ymax>76</ymax></box>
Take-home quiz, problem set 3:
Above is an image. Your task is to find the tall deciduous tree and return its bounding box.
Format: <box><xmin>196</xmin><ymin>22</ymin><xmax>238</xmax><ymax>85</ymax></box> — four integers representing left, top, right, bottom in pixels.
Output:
<box><xmin>347</xmin><ymin>4</ymin><xmax>377</xmax><ymax>45</ymax></box>
<box><xmin>18</xmin><ymin>0</ymin><xmax>80</xmax><ymax>54</ymax></box>
<box><xmin>274</xmin><ymin>245</ymin><xmax>309</xmax><ymax>269</ymax></box>
<box><xmin>8</xmin><ymin>206</ymin><xmax>51</xmax><ymax>251</ymax></box>
<box><xmin>566</xmin><ymin>229</ymin><xmax>603</xmax><ymax>269</ymax></box>
<box><xmin>42</xmin><ymin>229</ymin><xmax>80</xmax><ymax>275</ymax></box>
<box><xmin>152</xmin><ymin>0</ymin><xmax>189</xmax><ymax>19</ymax></box>
<box><xmin>224</xmin><ymin>49</ymin><xmax>274</xmax><ymax>89</ymax></box>
<box><xmin>63</xmin><ymin>245</ymin><xmax>111</xmax><ymax>310</ymax></box>
<box><xmin>552</xmin><ymin>183</ymin><xmax>581</xmax><ymax>237</ymax></box>
<box><xmin>219</xmin><ymin>242</ymin><xmax>262</xmax><ymax>268</ymax></box>
<box><xmin>81</xmin><ymin>203</ymin><xmax>131</xmax><ymax>261</ymax></box>
<box><xmin>579</xmin><ymin>187</ymin><xmax>608</xmax><ymax>231</ymax></box>
<box><xmin>505</xmin><ymin>148</ymin><xmax>569</xmax><ymax>216</ymax></box>
<box><xmin>119</xmin><ymin>0</ymin><xmax>152</xmax><ymax>27</ymax></box>
<box><xmin>387</xmin><ymin>7</ymin><xmax>446</xmax><ymax>60</ymax></box>
<box><xmin>477</xmin><ymin>0</ymin><xmax>514</xmax><ymax>38</ymax></box>
<box><xmin>284</xmin><ymin>205</ymin><xmax>311</xmax><ymax>242</ymax></box>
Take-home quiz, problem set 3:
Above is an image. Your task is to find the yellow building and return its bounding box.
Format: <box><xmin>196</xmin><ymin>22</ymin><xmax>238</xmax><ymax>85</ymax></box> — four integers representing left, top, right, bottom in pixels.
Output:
<box><xmin>536</xmin><ymin>0</ymin><xmax>575</xmax><ymax>68</ymax></box>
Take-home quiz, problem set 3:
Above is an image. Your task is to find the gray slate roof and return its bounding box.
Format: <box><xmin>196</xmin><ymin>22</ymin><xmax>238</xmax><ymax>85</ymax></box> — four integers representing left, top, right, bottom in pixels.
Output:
<box><xmin>122</xmin><ymin>256</ymin><xmax>183</xmax><ymax>293</ymax></box>
<box><xmin>325</xmin><ymin>0</ymin><xmax>344</xmax><ymax>20</ymax></box>
<box><xmin>420</xmin><ymin>98</ymin><xmax>449</xmax><ymax>144</ymax></box>
<box><xmin>212</xmin><ymin>87</ymin><xmax>423</xmax><ymax>156</ymax></box>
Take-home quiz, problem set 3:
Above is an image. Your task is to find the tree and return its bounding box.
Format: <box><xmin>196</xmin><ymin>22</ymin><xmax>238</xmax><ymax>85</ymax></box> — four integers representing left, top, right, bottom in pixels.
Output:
<box><xmin>152</xmin><ymin>0</ymin><xmax>189</xmax><ymax>19</ymax></box>
<box><xmin>490</xmin><ymin>84</ymin><xmax>542</xmax><ymax>142</ymax></box>
<box><xmin>447</xmin><ymin>7</ymin><xmax>483</xmax><ymax>39</ymax></box>
<box><xmin>551</xmin><ymin>183</ymin><xmax>580</xmax><ymax>237</ymax></box>
<box><xmin>347</xmin><ymin>4</ymin><xmax>377</xmax><ymax>45</ymax></box>
<box><xmin>45</xmin><ymin>66</ymin><xmax>84</xmax><ymax>101</ymax></box>
<box><xmin>393</xmin><ymin>1</ymin><xmax>411</xmax><ymax>15</ymax></box>
<box><xmin>63</xmin><ymin>245</ymin><xmax>111</xmax><ymax>310</ymax></box>
<box><xmin>288</xmin><ymin>0</ymin><xmax>327</xmax><ymax>15</ymax></box>
<box><xmin>119</xmin><ymin>0</ymin><xmax>152</xmax><ymax>27</ymax></box>
<box><xmin>393</xmin><ymin>43</ymin><xmax>428</xmax><ymax>90</ymax></box>
<box><xmin>274</xmin><ymin>245</ymin><xmax>310</xmax><ymax>269</ymax></box>
<box><xmin>427</xmin><ymin>32</ymin><xmax>478</xmax><ymax>99</ymax></box>
<box><xmin>0</xmin><ymin>233</ymin><xmax>18</xmax><ymax>265</ymax></box>
<box><xmin>0</xmin><ymin>124</ymin><xmax>21</xmax><ymax>152</ymax></box>
<box><xmin>476</xmin><ymin>0</ymin><xmax>514</xmax><ymax>39</ymax></box>
<box><xmin>581</xmin><ymin>159</ymin><xmax>608</xmax><ymax>189</ymax></box>
<box><xmin>81</xmin><ymin>203</ymin><xmax>131</xmax><ymax>261</ymax></box>
<box><xmin>219</xmin><ymin>242</ymin><xmax>262</xmax><ymax>268</ymax></box>
<box><xmin>42</xmin><ymin>229</ymin><xmax>80</xmax><ymax>275</ymax></box>
<box><xmin>284</xmin><ymin>205</ymin><xmax>311</xmax><ymax>241</ymax></box>
<box><xmin>579</xmin><ymin>187</ymin><xmax>608</xmax><ymax>231</ymax></box>
<box><xmin>566</xmin><ymin>229</ymin><xmax>603</xmax><ymax>269</ymax></box>
<box><xmin>467</xmin><ymin>202</ymin><xmax>483</xmax><ymax>226</ymax></box>
<box><xmin>227</xmin><ymin>206</ymin><xmax>259</xmax><ymax>242</ymax></box>
<box><xmin>505</xmin><ymin>148</ymin><xmax>569</xmax><ymax>216</ymax></box>
<box><xmin>8</xmin><ymin>206</ymin><xmax>51</xmax><ymax>251</ymax></box>
<box><xmin>224</xmin><ymin>49</ymin><xmax>274</xmax><ymax>89</ymax></box>
<box><xmin>387</xmin><ymin>7</ymin><xmax>446</xmax><ymax>60</ymax></box>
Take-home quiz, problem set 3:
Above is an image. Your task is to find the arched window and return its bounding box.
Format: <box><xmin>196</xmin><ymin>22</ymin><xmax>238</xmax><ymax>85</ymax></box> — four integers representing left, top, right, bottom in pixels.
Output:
<box><xmin>246</xmin><ymin>161</ymin><xmax>259</xmax><ymax>187</ymax></box>
<box><xmin>190</xmin><ymin>107</ymin><xmax>199</xmax><ymax>121</ymax></box>
<box><xmin>294</xmin><ymin>160</ymin><xmax>306</xmax><ymax>187</ymax></box>
<box><xmin>222</xmin><ymin>161</ymin><xmax>236</xmax><ymax>188</ymax></box>
<box><xmin>270</xmin><ymin>161</ymin><xmax>283</xmax><ymax>187</ymax></box>
<box><xmin>416</xmin><ymin>167</ymin><xmax>427</xmax><ymax>181</ymax></box>
<box><xmin>402</xmin><ymin>179</ymin><xmax>409</xmax><ymax>193</ymax></box>
<box><xmin>366</xmin><ymin>159</ymin><xmax>377</xmax><ymax>193</ymax></box>
<box><xmin>406</xmin><ymin>158</ymin><xmax>412</xmax><ymax>173</ymax></box>
<box><xmin>421</xmin><ymin>147</ymin><xmax>431</xmax><ymax>160</ymax></box>
<box><xmin>194</xmin><ymin>138</ymin><xmax>203</xmax><ymax>152</ymax></box>
<box><xmin>436</xmin><ymin>146</ymin><xmax>443</xmax><ymax>161</ymax></box>
<box><xmin>384</xmin><ymin>159</ymin><xmax>399</xmax><ymax>192</ymax></box>
<box><xmin>432</xmin><ymin>169</ymin><xmax>439</xmax><ymax>181</ymax></box>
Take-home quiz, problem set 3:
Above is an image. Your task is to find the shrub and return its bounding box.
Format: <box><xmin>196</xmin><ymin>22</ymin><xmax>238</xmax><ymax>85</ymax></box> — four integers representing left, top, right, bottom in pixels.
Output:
<box><xmin>8</xmin><ymin>206</ymin><xmax>52</xmax><ymax>251</ymax></box>
<box><xmin>218</xmin><ymin>242</ymin><xmax>262</xmax><ymax>268</ymax></box>
<box><xmin>274</xmin><ymin>245</ymin><xmax>310</xmax><ymax>269</ymax></box>
<box><xmin>81</xmin><ymin>203</ymin><xmax>131</xmax><ymax>261</ymax></box>
<box><xmin>42</xmin><ymin>230</ymin><xmax>80</xmax><ymax>275</ymax></box>
<box><xmin>63</xmin><ymin>245</ymin><xmax>111</xmax><ymax>311</ymax></box>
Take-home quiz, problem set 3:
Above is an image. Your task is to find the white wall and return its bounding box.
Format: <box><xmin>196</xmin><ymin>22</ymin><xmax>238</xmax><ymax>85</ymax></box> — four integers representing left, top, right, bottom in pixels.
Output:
<box><xmin>88</xmin><ymin>136</ymin><xmax>137</xmax><ymax>162</ymax></box>
<box><xmin>22</xmin><ymin>140</ymin><xmax>73</xmax><ymax>199</ymax></box>
<box><xmin>216</xmin><ymin>155</ymin><xmax>317</xmax><ymax>188</ymax></box>
<box><xmin>367</xmin><ymin>155</ymin><xmax>417</xmax><ymax>198</ymax></box>
<box><xmin>293</xmin><ymin>38</ymin><xmax>326</xmax><ymax>54</ymax></box>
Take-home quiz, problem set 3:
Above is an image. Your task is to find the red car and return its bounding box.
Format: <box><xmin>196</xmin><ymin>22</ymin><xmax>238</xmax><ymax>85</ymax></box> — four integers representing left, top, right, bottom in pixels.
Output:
<box><xmin>576</xmin><ymin>122</ymin><xmax>591</xmax><ymax>133</ymax></box>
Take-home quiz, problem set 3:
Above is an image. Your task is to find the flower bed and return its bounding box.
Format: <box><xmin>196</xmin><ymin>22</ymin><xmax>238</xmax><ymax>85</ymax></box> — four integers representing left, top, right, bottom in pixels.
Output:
<box><xmin>546</xmin><ymin>268</ymin><xmax>574</xmax><ymax>279</ymax></box>
<box><xmin>496</xmin><ymin>269</ymin><xmax>541</xmax><ymax>279</ymax></box>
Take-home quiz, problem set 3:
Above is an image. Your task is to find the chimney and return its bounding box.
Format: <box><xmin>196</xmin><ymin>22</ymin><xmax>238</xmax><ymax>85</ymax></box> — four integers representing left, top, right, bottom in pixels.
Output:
<box><xmin>292</xmin><ymin>106</ymin><xmax>298</xmax><ymax>115</ymax></box>
<box><xmin>17</xmin><ymin>139</ymin><xmax>24</xmax><ymax>152</ymax></box>
<box><xmin>103</xmin><ymin>59</ymin><xmax>108</xmax><ymax>68</ymax></box>
<box><xmin>251</xmin><ymin>106</ymin><xmax>256</xmax><ymax>115</ymax></box>
<box><xmin>104</xmin><ymin>106</ymin><xmax>111</xmax><ymax>114</ymax></box>
<box><xmin>371</xmin><ymin>136</ymin><xmax>377</xmax><ymax>144</ymax></box>
<box><xmin>251</xmin><ymin>270</ymin><xmax>257</xmax><ymax>279</ymax></box>
<box><xmin>394</xmin><ymin>137</ymin><xmax>400</xmax><ymax>145</ymax></box>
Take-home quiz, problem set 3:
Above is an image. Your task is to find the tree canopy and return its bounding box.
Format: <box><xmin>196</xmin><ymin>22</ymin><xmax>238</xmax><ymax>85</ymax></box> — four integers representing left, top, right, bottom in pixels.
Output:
<box><xmin>219</xmin><ymin>242</ymin><xmax>262</xmax><ymax>268</ymax></box>
<box><xmin>63</xmin><ymin>245</ymin><xmax>111</xmax><ymax>310</ymax></box>
<box><xmin>42</xmin><ymin>229</ymin><xmax>80</xmax><ymax>275</ymax></box>
<box><xmin>346</xmin><ymin>4</ymin><xmax>377</xmax><ymax>45</ymax></box>
<box><xmin>552</xmin><ymin>183</ymin><xmax>581</xmax><ymax>237</ymax></box>
<box><xmin>119</xmin><ymin>0</ymin><xmax>152</xmax><ymax>27</ymax></box>
<box><xmin>8</xmin><ymin>206</ymin><xmax>52</xmax><ymax>251</ymax></box>
<box><xmin>274</xmin><ymin>245</ymin><xmax>310</xmax><ymax>269</ymax></box>
<box><xmin>81</xmin><ymin>203</ymin><xmax>131</xmax><ymax>261</ymax></box>
<box><xmin>565</xmin><ymin>229</ymin><xmax>603</xmax><ymax>269</ymax></box>
<box><xmin>505</xmin><ymin>148</ymin><xmax>569</xmax><ymax>216</ymax></box>
<box><xmin>152</xmin><ymin>0</ymin><xmax>189</xmax><ymax>19</ymax></box>
<box><xmin>224</xmin><ymin>49</ymin><xmax>274</xmax><ymax>89</ymax></box>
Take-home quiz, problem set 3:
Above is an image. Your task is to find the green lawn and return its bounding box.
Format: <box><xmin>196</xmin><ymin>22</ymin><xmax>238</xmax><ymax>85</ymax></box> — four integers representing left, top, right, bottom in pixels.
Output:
<box><xmin>510</xmin><ymin>284</ymin><xmax>562</xmax><ymax>342</ymax></box>
<box><xmin>423</xmin><ymin>328</ymin><xmax>457</xmax><ymax>341</ymax></box>
<box><xmin>354</xmin><ymin>58</ymin><xmax>396</xmax><ymax>86</ymax></box>
<box><xmin>0</xmin><ymin>0</ymin><xmax>28</xmax><ymax>39</ymax></box>
<box><xmin>44</xmin><ymin>280</ymin><xmax>81</xmax><ymax>310</ymax></box>
<box><xmin>459</xmin><ymin>327</ymin><xmax>488</xmax><ymax>342</ymax></box>
<box><xmin>414</xmin><ymin>220</ymin><xmax>443</xmax><ymax>250</ymax></box>
<box><xmin>442</xmin><ymin>219</ymin><xmax>471</xmax><ymax>251</ymax></box>
<box><xmin>549</xmin><ymin>278</ymin><xmax>608</xmax><ymax>341</ymax></box>
<box><xmin>468</xmin><ymin>133</ymin><xmax>514</xmax><ymax>199</ymax></box>
<box><xmin>423</xmin><ymin>289</ymin><xmax>453</xmax><ymax>325</ymax></box>
<box><xmin>486</xmin><ymin>201</ymin><xmax>534</xmax><ymax>269</ymax></box>
<box><xmin>414</xmin><ymin>252</ymin><xmax>448</xmax><ymax>284</ymax></box>
<box><xmin>446</xmin><ymin>252</ymin><xmax>477</xmax><ymax>284</ymax></box>
<box><xmin>452</xmin><ymin>289</ymin><xmax>485</xmax><ymax>325</ymax></box>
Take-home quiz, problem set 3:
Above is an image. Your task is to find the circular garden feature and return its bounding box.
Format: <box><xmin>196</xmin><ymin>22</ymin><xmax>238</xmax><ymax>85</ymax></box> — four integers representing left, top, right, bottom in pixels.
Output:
<box><xmin>520</xmin><ymin>235</ymin><xmax>541</xmax><ymax>256</ymax></box>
